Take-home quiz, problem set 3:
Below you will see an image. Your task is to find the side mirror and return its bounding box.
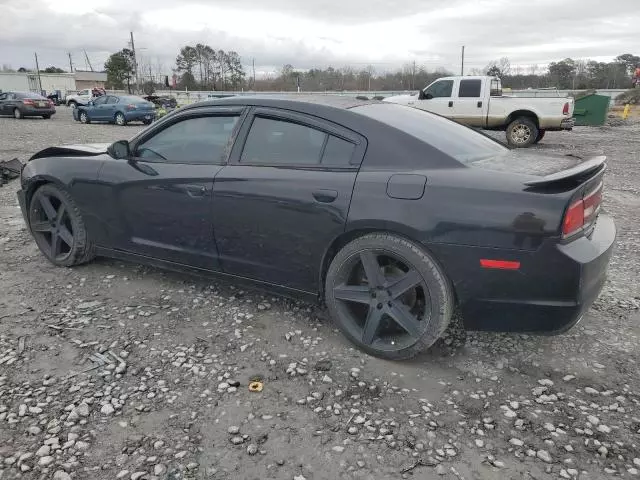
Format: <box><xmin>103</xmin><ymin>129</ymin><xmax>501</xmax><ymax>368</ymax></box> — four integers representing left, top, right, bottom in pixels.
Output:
<box><xmin>425</xmin><ymin>93</ymin><xmax>434</xmax><ymax>100</ymax></box>
<box><xmin>418</xmin><ymin>90</ymin><xmax>426</xmax><ymax>100</ymax></box>
<box><xmin>107</xmin><ymin>140</ymin><xmax>130</xmax><ymax>160</ymax></box>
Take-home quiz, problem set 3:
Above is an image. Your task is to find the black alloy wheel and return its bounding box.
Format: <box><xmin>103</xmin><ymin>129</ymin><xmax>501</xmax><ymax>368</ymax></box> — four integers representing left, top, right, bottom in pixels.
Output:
<box><xmin>28</xmin><ymin>184</ymin><xmax>94</xmax><ymax>267</ymax></box>
<box><xmin>326</xmin><ymin>234</ymin><xmax>453</xmax><ymax>359</ymax></box>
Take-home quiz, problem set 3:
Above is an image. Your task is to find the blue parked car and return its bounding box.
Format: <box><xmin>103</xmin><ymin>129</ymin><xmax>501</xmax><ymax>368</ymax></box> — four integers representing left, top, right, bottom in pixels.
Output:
<box><xmin>73</xmin><ymin>95</ymin><xmax>156</xmax><ymax>126</ymax></box>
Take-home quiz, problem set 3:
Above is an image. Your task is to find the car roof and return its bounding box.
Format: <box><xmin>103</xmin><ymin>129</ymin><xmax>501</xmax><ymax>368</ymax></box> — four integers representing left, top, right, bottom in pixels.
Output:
<box><xmin>180</xmin><ymin>95</ymin><xmax>381</xmax><ymax>112</ymax></box>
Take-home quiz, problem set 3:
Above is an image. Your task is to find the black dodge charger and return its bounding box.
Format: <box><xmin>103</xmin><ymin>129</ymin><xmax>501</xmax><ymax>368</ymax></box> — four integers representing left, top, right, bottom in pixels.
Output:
<box><xmin>17</xmin><ymin>96</ymin><xmax>615</xmax><ymax>360</ymax></box>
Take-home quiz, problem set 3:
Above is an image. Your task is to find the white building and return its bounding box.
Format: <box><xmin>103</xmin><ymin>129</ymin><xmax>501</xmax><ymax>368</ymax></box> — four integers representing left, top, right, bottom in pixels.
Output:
<box><xmin>0</xmin><ymin>71</ymin><xmax>106</xmax><ymax>97</ymax></box>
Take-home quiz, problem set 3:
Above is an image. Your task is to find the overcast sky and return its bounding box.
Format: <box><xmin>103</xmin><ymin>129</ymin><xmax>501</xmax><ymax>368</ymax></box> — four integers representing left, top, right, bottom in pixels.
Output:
<box><xmin>1</xmin><ymin>0</ymin><xmax>638</xmax><ymax>76</ymax></box>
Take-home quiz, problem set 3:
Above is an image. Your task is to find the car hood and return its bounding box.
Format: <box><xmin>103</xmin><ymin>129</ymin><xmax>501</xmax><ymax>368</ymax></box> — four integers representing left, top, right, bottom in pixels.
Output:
<box><xmin>383</xmin><ymin>94</ymin><xmax>418</xmax><ymax>104</ymax></box>
<box><xmin>29</xmin><ymin>143</ymin><xmax>111</xmax><ymax>161</ymax></box>
<box><xmin>470</xmin><ymin>151</ymin><xmax>589</xmax><ymax>177</ymax></box>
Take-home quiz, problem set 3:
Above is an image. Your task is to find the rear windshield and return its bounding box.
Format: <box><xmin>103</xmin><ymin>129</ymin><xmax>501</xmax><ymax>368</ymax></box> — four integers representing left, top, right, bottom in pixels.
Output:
<box><xmin>119</xmin><ymin>96</ymin><xmax>148</xmax><ymax>104</ymax></box>
<box><xmin>351</xmin><ymin>103</ymin><xmax>507</xmax><ymax>164</ymax></box>
<box><xmin>17</xmin><ymin>92</ymin><xmax>46</xmax><ymax>99</ymax></box>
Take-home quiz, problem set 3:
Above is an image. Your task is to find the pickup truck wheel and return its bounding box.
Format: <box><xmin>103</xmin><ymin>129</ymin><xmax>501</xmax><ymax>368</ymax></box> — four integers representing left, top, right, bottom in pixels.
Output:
<box><xmin>506</xmin><ymin>117</ymin><xmax>538</xmax><ymax>148</ymax></box>
<box><xmin>68</xmin><ymin>101</ymin><xmax>77</xmax><ymax>108</ymax></box>
<box><xmin>534</xmin><ymin>130</ymin><xmax>546</xmax><ymax>144</ymax></box>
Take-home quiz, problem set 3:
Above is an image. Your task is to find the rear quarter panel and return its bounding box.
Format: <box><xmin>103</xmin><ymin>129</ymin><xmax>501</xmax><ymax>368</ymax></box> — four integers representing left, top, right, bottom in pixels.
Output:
<box><xmin>487</xmin><ymin>96</ymin><xmax>570</xmax><ymax>129</ymax></box>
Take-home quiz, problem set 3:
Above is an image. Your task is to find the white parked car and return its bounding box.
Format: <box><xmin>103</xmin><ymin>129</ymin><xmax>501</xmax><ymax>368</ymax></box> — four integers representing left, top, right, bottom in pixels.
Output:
<box><xmin>383</xmin><ymin>76</ymin><xmax>575</xmax><ymax>147</ymax></box>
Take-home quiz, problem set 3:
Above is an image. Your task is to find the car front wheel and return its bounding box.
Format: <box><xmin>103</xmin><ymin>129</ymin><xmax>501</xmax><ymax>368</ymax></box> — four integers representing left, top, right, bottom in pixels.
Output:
<box><xmin>325</xmin><ymin>233</ymin><xmax>454</xmax><ymax>360</ymax></box>
<box><xmin>28</xmin><ymin>184</ymin><xmax>95</xmax><ymax>267</ymax></box>
<box><xmin>79</xmin><ymin>111</ymin><xmax>90</xmax><ymax>124</ymax></box>
<box><xmin>115</xmin><ymin>112</ymin><xmax>127</xmax><ymax>126</ymax></box>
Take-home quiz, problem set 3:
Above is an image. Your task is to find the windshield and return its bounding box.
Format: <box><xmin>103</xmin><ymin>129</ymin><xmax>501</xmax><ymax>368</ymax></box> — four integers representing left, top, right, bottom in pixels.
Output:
<box><xmin>119</xmin><ymin>96</ymin><xmax>148</xmax><ymax>104</ymax></box>
<box><xmin>351</xmin><ymin>103</ymin><xmax>507</xmax><ymax>164</ymax></box>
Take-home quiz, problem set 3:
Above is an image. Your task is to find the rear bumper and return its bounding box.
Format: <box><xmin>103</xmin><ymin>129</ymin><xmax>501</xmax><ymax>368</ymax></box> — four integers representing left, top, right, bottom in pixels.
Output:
<box><xmin>21</xmin><ymin>107</ymin><xmax>56</xmax><ymax>117</ymax></box>
<box><xmin>124</xmin><ymin>110</ymin><xmax>155</xmax><ymax>122</ymax></box>
<box><xmin>433</xmin><ymin>214</ymin><xmax>615</xmax><ymax>333</ymax></box>
<box><xmin>560</xmin><ymin>117</ymin><xmax>575</xmax><ymax>130</ymax></box>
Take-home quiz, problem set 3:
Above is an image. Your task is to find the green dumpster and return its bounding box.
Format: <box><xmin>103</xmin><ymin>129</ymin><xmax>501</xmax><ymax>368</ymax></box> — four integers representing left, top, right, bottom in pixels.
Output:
<box><xmin>573</xmin><ymin>93</ymin><xmax>610</xmax><ymax>126</ymax></box>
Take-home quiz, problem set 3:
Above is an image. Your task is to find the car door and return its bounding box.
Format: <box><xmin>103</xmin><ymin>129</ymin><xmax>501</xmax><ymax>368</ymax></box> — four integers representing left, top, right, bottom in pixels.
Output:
<box><xmin>0</xmin><ymin>93</ymin><xmax>7</xmax><ymax>115</ymax></box>
<box><xmin>89</xmin><ymin>95</ymin><xmax>109</xmax><ymax>120</ymax></box>
<box><xmin>450</xmin><ymin>78</ymin><xmax>488</xmax><ymax>127</ymax></box>
<box><xmin>104</xmin><ymin>96</ymin><xmax>119</xmax><ymax>120</ymax></box>
<box><xmin>212</xmin><ymin>107</ymin><xmax>366</xmax><ymax>293</ymax></box>
<box><xmin>413</xmin><ymin>79</ymin><xmax>456</xmax><ymax>118</ymax></box>
<box><xmin>96</xmin><ymin>106</ymin><xmax>245</xmax><ymax>269</ymax></box>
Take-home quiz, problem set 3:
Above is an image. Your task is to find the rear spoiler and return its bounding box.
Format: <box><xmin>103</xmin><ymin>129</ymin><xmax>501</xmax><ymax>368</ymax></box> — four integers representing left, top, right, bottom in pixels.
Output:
<box><xmin>524</xmin><ymin>155</ymin><xmax>606</xmax><ymax>187</ymax></box>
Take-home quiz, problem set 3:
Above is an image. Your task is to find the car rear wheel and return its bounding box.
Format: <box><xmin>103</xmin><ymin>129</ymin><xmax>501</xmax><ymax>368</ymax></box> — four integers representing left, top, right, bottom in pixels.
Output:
<box><xmin>13</xmin><ymin>108</ymin><xmax>22</xmax><ymax>119</ymax></box>
<box><xmin>143</xmin><ymin>119</ymin><xmax>153</xmax><ymax>125</ymax></box>
<box><xmin>28</xmin><ymin>184</ymin><xmax>95</xmax><ymax>267</ymax></box>
<box><xmin>506</xmin><ymin>117</ymin><xmax>538</xmax><ymax>148</ymax></box>
<box><xmin>42</xmin><ymin>114</ymin><xmax>51</xmax><ymax>119</ymax></box>
<box><xmin>325</xmin><ymin>233</ymin><xmax>454</xmax><ymax>360</ymax></box>
<box><xmin>115</xmin><ymin>112</ymin><xmax>127</xmax><ymax>126</ymax></box>
<box><xmin>534</xmin><ymin>129</ymin><xmax>546</xmax><ymax>144</ymax></box>
<box><xmin>79</xmin><ymin>111</ymin><xmax>90</xmax><ymax>124</ymax></box>
<box><xmin>68</xmin><ymin>101</ymin><xmax>77</xmax><ymax>108</ymax></box>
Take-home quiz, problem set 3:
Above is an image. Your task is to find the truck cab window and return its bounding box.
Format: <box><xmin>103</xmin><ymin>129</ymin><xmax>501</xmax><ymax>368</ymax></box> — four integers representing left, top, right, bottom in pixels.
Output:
<box><xmin>458</xmin><ymin>79</ymin><xmax>482</xmax><ymax>98</ymax></box>
<box><xmin>424</xmin><ymin>80</ymin><xmax>454</xmax><ymax>98</ymax></box>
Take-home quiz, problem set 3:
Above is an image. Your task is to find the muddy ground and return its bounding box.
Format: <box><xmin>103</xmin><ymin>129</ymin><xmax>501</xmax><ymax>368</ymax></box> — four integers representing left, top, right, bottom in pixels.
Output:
<box><xmin>0</xmin><ymin>110</ymin><xmax>639</xmax><ymax>480</ymax></box>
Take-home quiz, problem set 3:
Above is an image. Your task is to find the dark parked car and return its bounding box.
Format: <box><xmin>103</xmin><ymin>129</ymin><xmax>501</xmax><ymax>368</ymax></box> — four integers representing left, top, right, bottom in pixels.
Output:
<box><xmin>0</xmin><ymin>91</ymin><xmax>55</xmax><ymax>119</ymax></box>
<box><xmin>17</xmin><ymin>96</ymin><xmax>615</xmax><ymax>360</ymax></box>
<box><xmin>73</xmin><ymin>95</ymin><xmax>156</xmax><ymax>126</ymax></box>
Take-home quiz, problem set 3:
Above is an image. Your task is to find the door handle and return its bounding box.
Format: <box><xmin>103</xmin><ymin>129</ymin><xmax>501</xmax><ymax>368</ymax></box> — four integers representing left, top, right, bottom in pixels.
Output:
<box><xmin>312</xmin><ymin>189</ymin><xmax>338</xmax><ymax>203</ymax></box>
<box><xmin>477</xmin><ymin>101</ymin><xmax>483</xmax><ymax>108</ymax></box>
<box><xmin>184</xmin><ymin>185</ymin><xmax>207</xmax><ymax>197</ymax></box>
<box><xmin>448</xmin><ymin>101</ymin><xmax>454</xmax><ymax>107</ymax></box>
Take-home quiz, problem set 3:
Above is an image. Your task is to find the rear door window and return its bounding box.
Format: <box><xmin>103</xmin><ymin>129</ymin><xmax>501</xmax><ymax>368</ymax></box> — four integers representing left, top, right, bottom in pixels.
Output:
<box><xmin>458</xmin><ymin>79</ymin><xmax>482</xmax><ymax>98</ymax></box>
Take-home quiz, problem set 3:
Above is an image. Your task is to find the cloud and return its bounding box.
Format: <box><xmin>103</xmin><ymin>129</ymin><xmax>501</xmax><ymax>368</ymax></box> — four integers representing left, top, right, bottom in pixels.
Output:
<box><xmin>0</xmin><ymin>0</ymin><xmax>638</xmax><ymax>75</ymax></box>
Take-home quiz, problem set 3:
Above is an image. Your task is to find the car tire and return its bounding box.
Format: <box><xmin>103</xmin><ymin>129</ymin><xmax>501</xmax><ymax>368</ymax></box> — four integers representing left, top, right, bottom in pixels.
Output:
<box><xmin>143</xmin><ymin>119</ymin><xmax>153</xmax><ymax>125</ymax></box>
<box><xmin>534</xmin><ymin>129</ymin><xmax>546</xmax><ymax>144</ymax></box>
<box><xmin>506</xmin><ymin>117</ymin><xmax>539</xmax><ymax>148</ymax></box>
<box><xmin>68</xmin><ymin>101</ymin><xmax>77</xmax><ymax>108</ymax></box>
<box><xmin>325</xmin><ymin>233</ymin><xmax>454</xmax><ymax>360</ymax></box>
<box><xmin>115</xmin><ymin>112</ymin><xmax>127</xmax><ymax>126</ymax></box>
<box><xmin>78</xmin><ymin>110</ymin><xmax>90</xmax><ymax>124</ymax></box>
<box><xmin>28</xmin><ymin>183</ymin><xmax>95</xmax><ymax>267</ymax></box>
<box><xmin>13</xmin><ymin>108</ymin><xmax>23</xmax><ymax>119</ymax></box>
<box><xmin>42</xmin><ymin>114</ymin><xmax>51</xmax><ymax>119</ymax></box>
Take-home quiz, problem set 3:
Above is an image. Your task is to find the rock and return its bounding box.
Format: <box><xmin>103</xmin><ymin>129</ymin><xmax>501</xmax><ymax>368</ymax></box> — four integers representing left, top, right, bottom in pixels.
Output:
<box><xmin>436</xmin><ymin>465</ymin><xmax>447</xmax><ymax>475</ymax></box>
<box><xmin>538</xmin><ymin>379</ymin><xmax>554</xmax><ymax>386</ymax></box>
<box><xmin>247</xmin><ymin>444</ymin><xmax>258</xmax><ymax>455</ymax></box>
<box><xmin>228</xmin><ymin>426</ymin><xmax>240</xmax><ymax>434</ymax></box>
<box><xmin>628</xmin><ymin>468</ymin><xmax>639</xmax><ymax>475</ymax></box>
<box><xmin>509</xmin><ymin>438</ymin><xmax>524</xmax><ymax>447</ymax></box>
<box><xmin>131</xmin><ymin>472</ymin><xmax>147</xmax><ymax>480</ymax></box>
<box><xmin>39</xmin><ymin>456</ymin><xmax>54</xmax><ymax>467</ymax></box>
<box><xmin>28</xmin><ymin>426</ymin><xmax>41</xmax><ymax>435</ymax></box>
<box><xmin>322</xmin><ymin>375</ymin><xmax>333</xmax><ymax>384</ymax></box>
<box><xmin>314</xmin><ymin>359</ymin><xmax>332</xmax><ymax>371</ymax></box>
<box><xmin>36</xmin><ymin>445</ymin><xmax>51</xmax><ymax>457</ymax></box>
<box><xmin>18</xmin><ymin>404</ymin><xmax>27</xmax><ymax>416</ymax></box>
<box><xmin>53</xmin><ymin>472</ymin><xmax>72</xmax><ymax>480</ymax></box>
<box><xmin>353</xmin><ymin>416</ymin><xmax>366</xmax><ymax>425</ymax></box>
<box><xmin>563</xmin><ymin>375</ymin><xmax>575</xmax><ymax>382</ymax></box>
<box><xmin>587</xmin><ymin>415</ymin><xmax>600</xmax><ymax>425</ymax></box>
<box><xmin>116</xmin><ymin>471</ymin><xmax>130</xmax><ymax>479</ymax></box>
<box><xmin>76</xmin><ymin>441</ymin><xmax>90</xmax><ymax>450</ymax></box>
<box><xmin>332</xmin><ymin>446</ymin><xmax>345</xmax><ymax>453</ymax></box>
<box><xmin>174</xmin><ymin>450</ymin><xmax>188</xmax><ymax>459</ymax></box>
<box><xmin>475</xmin><ymin>439</ymin><xmax>484</xmax><ymax>448</ymax></box>
<box><xmin>116</xmin><ymin>454</ymin><xmax>128</xmax><ymax>466</ymax></box>
<box><xmin>230</xmin><ymin>436</ymin><xmax>244</xmax><ymax>445</ymax></box>
<box><xmin>584</xmin><ymin>387</ymin><xmax>599</xmax><ymax>395</ymax></box>
<box><xmin>634</xmin><ymin>458</ymin><xmax>640</xmax><ymax>468</ymax></box>
<box><xmin>502</xmin><ymin>408</ymin><xmax>517</xmax><ymax>419</ymax></box>
<box><xmin>294</xmin><ymin>476</ymin><xmax>307</xmax><ymax>480</ymax></box>
<box><xmin>597</xmin><ymin>424</ymin><xmax>611</xmax><ymax>434</ymax></box>
<box><xmin>153</xmin><ymin>440</ymin><xmax>165</xmax><ymax>450</ymax></box>
<box><xmin>154</xmin><ymin>464</ymin><xmax>167</xmax><ymax>476</ymax></box>
<box><xmin>348</xmin><ymin>426</ymin><xmax>358</xmax><ymax>435</ymax></box>
<box><xmin>101</xmin><ymin>404</ymin><xmax>115</xmax><ymax>415</ymax></box>
<box><xmin>536</xmin><ymin>450</ymin><xmax>552</xmax><ymax>463</ymax></box>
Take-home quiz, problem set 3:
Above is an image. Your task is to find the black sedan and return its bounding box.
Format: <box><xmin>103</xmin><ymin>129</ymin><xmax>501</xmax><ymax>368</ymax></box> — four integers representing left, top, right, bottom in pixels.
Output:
<box><xmin>0</xmin><ymin>91</ymin><xmax>56</xmax><ymax>119</ymax></box>
<box><xmin>17</xmin><ymin>96</ymin><xmax>615</xmax><ymax>360</ymax></box>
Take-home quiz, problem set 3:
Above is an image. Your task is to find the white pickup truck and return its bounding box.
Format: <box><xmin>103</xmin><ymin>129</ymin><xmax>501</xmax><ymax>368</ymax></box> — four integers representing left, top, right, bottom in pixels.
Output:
<box><xmin>383</xmin><ymin>76</ymin><xmax>575</xmax><ymax>147</ymax></box>
<box><xmin>65</xmin><ymin>89</ymin><xmax>95</xmax><ymax>108</ymax></box>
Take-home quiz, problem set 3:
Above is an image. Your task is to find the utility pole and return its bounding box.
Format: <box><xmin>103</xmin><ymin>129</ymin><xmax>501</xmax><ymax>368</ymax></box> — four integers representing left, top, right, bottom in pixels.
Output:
<box><xmin>252</xmin><ymin>58</ymin><xmax>256</xmax><ymax>90</ymax></box>
<box><xmin>129</xmin><ymin>31</ymin><xmax>139</xmax><ymax>93</ymax></box>
<box><xmin>461</xmin><ymin>46</ymin><xmax>465</xmax><ymax>76</ymax></box>
<box><xmin>83</xmin><ymin>50</ymin><xmax>94</xmax><ymax>72</ymax></box>
<box><xmin>412</xmin><ymin>60</ymin><xmax>416</xmax><ymax>90</ymax></box>
<box><xmin>34</xmin><ymin>52</ymin><xmax>43</xmax><ymax>94</ymax></box>
<box><xmin>68</xmin><ymin>52</ymin><xmax>73</xmax><ymax>72</ymax></box>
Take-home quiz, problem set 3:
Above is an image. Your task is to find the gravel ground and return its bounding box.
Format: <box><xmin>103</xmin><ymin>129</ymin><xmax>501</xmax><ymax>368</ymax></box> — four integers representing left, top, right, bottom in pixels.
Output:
<box><xmin>1</xmin><ymin>109</ymin><xmax>639</xmax><ymax>480</ymax></box>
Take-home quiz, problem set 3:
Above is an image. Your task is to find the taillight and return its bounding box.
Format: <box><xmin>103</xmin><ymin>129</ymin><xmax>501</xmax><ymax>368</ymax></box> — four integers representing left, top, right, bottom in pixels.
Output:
<box><xmin>562</xmin><ymin>182</ymin><xmax>603</xmax><ymax>237</ymax></box>
<box><xmin>126</xmin><ymin>104</ymin><xmax>136</xmax><ymax>110</ymax></box>
<box><xmin>22</xmin><ymin>99</ymin><xmax>35</xmax><ymax>106</ymax></box>
<box><xmin>562</xmin><ymin>102</ymin><xmax>570</xmax><ymax>115</ymax></box>
<box><xmin>48</xmin><ymin>100</ymin><xmax>55</xmax><ymax>107</ymax></box>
